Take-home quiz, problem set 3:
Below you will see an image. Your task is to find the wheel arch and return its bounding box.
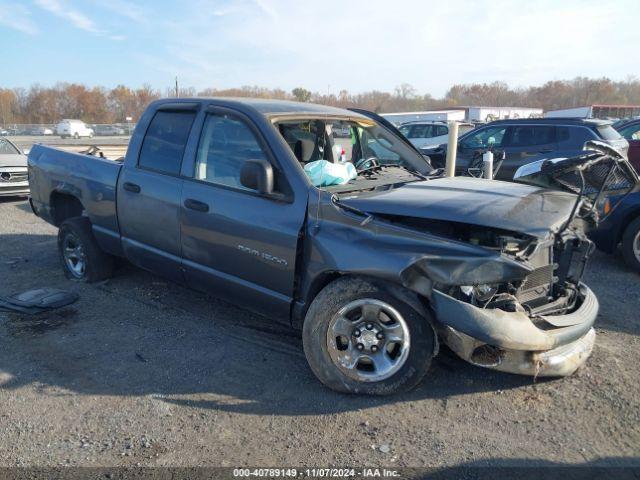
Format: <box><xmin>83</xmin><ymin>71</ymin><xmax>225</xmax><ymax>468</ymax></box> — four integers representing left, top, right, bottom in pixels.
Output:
<box><xmin>294</xmin><ymin>272</ymin><xmax>439</xmax><ymax>355</ymax></box>
<box><xmin>50</xmin><ymin>191</ymin><xmax>85</xmax><ymax>227</ymax></box>
<box><xmin>618</xmin><ymin>207</ymin><xmax>640</xmax><ymax>246</ymax></box>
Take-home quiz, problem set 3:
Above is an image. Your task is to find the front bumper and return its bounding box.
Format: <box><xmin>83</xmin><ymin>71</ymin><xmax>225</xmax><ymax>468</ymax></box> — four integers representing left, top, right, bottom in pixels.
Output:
<box><xmin>432</xmin><ymin>283</ymin><xmax>598</xmax><ymax>376</ymax></box>
<box><xmin>442</xmin><ymin>326</ymin><xmax>595</xmax><ymax>377</ymax></box>
<box><xmin>0</xmin><ymin>182</ymin><xmax>29</xmax><ymax>196</ymax></box>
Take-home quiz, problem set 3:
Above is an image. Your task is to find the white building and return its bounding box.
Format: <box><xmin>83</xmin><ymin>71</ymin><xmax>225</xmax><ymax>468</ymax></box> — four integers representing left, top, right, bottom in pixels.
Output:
<box><xmin>381</xmin><ymin>109</ymin><xmax>466</xmax><ymax>125</ymax></box>
<box><xmin>464</xmin><ymin>106</ymin><xmax>543</xmax><ymax>122</ymax></box>
<box><xmin>545</xmin><ymin>104</ymin><xmax>640</xmax><ymax>120</ymax></box>
<box><xmin>382</xmin><ymin>106</ymin><xmax>543</xmax><ymax>125</ymax></box>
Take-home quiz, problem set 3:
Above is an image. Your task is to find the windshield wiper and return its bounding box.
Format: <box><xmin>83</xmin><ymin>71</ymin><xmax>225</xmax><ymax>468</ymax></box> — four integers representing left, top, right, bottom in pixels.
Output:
<box><xmin>380</xmin><ymin>163</ymin><xmax>429</xmax><ymax>180</ymax></box>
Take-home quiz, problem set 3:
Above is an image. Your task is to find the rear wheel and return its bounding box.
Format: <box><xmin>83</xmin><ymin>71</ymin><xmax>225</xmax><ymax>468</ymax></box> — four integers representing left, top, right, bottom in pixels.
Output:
<box><xmin>621</xmin><ymin>217</ymin><xmax>640</xmax><ymax>273</ymax></box>
<box><xmin>73</xmin><ymin>132</ymin><xmax>79</xmax><ymax>139</ymax></box>
<box><xmin>58</xmin><ymin>217</ymin><xmax>114</xmax><ymax>282</ymax></box>
<box><xmin>302</xmin><ymin>277</ymin><xmax>435</xmax><ymax>395</ymax></box>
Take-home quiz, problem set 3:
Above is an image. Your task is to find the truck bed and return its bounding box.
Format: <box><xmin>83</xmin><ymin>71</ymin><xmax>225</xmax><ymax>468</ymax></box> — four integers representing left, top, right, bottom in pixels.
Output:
<box><xmin>28</xmin><ymin>144</ymin><xmax>123</xmax><ymax>236</ymax></box>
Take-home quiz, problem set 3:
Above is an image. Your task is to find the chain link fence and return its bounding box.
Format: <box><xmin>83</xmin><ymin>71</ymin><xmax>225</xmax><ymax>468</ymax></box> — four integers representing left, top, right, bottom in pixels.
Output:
<box><xmin>0</xmin><ymin>123</ymin><xmax>134</xmax><ymax>137</ymax></box>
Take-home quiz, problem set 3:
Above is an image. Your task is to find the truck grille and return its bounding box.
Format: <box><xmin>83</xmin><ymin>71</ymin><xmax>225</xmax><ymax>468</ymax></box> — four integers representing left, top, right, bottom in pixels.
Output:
<box><xmin>517</xmin><ymin>264</ymin><xmax>554</xmax><ymax>306</ymax></box>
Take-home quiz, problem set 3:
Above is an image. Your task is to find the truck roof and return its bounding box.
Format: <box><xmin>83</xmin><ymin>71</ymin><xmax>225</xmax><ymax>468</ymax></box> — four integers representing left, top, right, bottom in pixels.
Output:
<box><xmin>153</xmin><ymin>97</ymin><xmax>367</xmax><ymax>119</ymax></box>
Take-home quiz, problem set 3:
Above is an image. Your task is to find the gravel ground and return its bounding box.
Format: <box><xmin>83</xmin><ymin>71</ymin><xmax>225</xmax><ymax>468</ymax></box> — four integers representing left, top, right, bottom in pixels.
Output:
<box><xmin>0</xmin><ymin>196</ymin><xmax>639</xmax><ymax>468</ymax></box>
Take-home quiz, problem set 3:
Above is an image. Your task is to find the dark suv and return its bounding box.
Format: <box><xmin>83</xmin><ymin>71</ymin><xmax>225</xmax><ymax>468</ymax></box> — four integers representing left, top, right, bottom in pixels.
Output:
<box><xmin>422</xmin><ymin>118</ymin><xmax>629</xmax><ymax>181</ymax></box>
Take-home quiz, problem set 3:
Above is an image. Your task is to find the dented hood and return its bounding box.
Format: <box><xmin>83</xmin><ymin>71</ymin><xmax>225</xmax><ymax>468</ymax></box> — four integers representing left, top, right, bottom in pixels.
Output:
<box><xmin>340</xmin><ymin>177</ymin><xmax>578</xmax><ymax>238</ymax></box>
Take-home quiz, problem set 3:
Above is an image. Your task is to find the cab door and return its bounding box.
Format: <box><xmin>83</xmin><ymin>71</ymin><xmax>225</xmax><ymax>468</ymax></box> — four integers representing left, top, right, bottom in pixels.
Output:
<box><xmin>179</xmin><ymin>107</ymin><xmax>304</xmax><ymax>321</ymax></box>
<box><xmin>117</xmin><ymin>107</ymin><xmax>198</xmax><ymax>283</ymax></box>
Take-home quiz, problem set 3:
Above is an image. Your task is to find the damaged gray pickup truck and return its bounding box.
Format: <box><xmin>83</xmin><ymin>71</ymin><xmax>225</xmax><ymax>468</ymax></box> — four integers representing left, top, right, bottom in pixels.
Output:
<box><xmin>27</xmin><ymin>98</ymin><xmax>637</xmax><ymax>395</ymax></box>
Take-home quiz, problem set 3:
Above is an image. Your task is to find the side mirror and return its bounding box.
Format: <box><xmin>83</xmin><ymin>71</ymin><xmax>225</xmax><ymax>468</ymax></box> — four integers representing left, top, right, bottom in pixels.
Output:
<box><xmin>23</xmin><ymin>148</ymin><xmax>30</xmax><ymax>155</ymax></box>
<box><xmin>240</xmin><ymin>159</ymin><xmax>274</xmax><ymax>194</ymax></box>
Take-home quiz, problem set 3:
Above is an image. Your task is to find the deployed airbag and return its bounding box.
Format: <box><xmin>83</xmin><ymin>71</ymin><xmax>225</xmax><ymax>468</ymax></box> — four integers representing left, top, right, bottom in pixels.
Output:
<box><xmin>304</xmin><ymin>160</ymin><xmax>356</xmax><ymax>187</ymax></box>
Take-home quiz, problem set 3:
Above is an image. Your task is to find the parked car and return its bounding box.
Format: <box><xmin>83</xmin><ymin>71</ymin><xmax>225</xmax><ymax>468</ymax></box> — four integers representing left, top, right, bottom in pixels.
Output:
<box><xmin>590</xmin><ymin>191</ymin><xmax>640</xmax><ymax>273</ymax></box>
<box><xmin>56</xmin><ymin>119</ymin><xmax>94</xmax><ymax>139</ymax></box>
<box><xmin>398</xmin><ymin>121</ymin><xmax>474</xmax><ymax>149</ymax></box>
<box><xmin>29</xmin><ymin>98</ymin><xmax>611</xmax><ymax>394</ymax></box>
<box><xmin>0</xmin><ymin>128</ymin><xmax>8</xmax><ymax>136</ymax></box>
<box><xmin>0</xmin><ymin>137</ymin><xmax>29</xmax><ymax>197</ymax></box>
<box><xmin>38</xmin><ymin>126</ymin><xmax>54</xmax><ymax>136</ymax></box>
<box><xmin>615</xmin><ymin>119</ymin><xmax>640</xmax><ymax>172</ymax></box>
<box><xmin>26</xmin><ymin>126</ymin><xmax>54</xmax><ymax>136</ymax></box>
<box><xmin>94</xmin><ymin>125</ymin><xmax>126</xmax><ymax>136</ymax></box>
<box><xmin>422</xmin><ymin>118</ymin><xmax>629</xmax><ymax>181</ymax></box>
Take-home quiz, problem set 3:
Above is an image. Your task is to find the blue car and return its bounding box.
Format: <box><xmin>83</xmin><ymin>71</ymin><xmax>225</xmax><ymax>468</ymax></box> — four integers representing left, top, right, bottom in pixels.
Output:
<box><xmin>590</xmin><ymin>191</ymin><xmax>640</xmax><ymax>272</ymax></box>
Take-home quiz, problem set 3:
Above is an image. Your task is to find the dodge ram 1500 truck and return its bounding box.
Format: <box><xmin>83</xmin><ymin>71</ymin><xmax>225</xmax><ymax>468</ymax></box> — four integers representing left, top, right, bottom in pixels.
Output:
<box><xmin>28</xmin><ymin>98</ymin><xmax>617</xmax><ymax>395</ymax></box>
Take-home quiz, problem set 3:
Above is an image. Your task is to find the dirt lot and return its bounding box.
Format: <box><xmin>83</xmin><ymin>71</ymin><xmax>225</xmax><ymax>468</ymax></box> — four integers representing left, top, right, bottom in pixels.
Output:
<box><xmin>1</xmin><ymin>196</ymin><xmax>639</xmax><ymax>469</ymax></box>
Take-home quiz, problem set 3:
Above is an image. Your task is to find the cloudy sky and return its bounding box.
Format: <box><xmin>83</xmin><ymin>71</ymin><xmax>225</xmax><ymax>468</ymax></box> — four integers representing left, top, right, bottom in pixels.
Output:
<box><xmin>0</xmin><ymin>0</ymin><xmax>637</xmax><ymax>96</ymax></box>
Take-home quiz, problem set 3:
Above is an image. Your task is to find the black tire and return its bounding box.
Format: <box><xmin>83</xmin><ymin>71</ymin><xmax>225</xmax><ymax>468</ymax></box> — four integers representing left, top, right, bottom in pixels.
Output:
<box><xmin>58</xmin><ymin>217</ymin><xmax>114</xmax><ymax>282</ymax></box>
<box><xmin>621</xmin><ymin>217</ymin><xmax>640</xmax><ymax>273</ymax></box>
<box><xmin>73</xmin><ymin>133</ymin><xmax>79</xmax><ymax>139</ymax></box>
<box><xmin>302</xmin><ymin>277</ymin><xmax>435</xmax><ymax>395</ymax></box>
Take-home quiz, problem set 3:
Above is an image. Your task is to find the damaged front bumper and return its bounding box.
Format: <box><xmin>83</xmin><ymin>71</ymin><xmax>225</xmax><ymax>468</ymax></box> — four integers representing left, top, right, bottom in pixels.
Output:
<box><xmin>432</xmin><ymin>283</ymin><xmax>598</xmax><ymax>376</ymax></box>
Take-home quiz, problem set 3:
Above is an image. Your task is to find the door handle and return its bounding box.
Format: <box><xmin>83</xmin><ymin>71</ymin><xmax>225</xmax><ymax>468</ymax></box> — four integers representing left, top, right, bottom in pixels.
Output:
<box><xmin>123</xmin><ymin>182</ymin><xmax>141</xmax><ymax>193</ymax></box>
<box><xmin>184</xmin><ymin>198</ymin><xmax>209</xmax><ymax>212</ymax></box>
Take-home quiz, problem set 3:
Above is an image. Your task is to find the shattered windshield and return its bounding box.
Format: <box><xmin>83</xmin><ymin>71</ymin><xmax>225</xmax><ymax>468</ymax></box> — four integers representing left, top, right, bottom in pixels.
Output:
<box><xmin>275</xmin><ymin>117</ymin><xmax>433</xmax><ymax>192</ymax></box>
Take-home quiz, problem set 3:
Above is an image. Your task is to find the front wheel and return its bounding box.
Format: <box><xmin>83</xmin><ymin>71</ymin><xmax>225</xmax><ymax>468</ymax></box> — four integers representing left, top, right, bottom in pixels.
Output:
<box><xmin>621</xmin><ymin>217</ymin><xmax>640</xmax><ymax>273</ymax></box>
<box><xmin>58</xmin><ymin>217</ymin><xmax>114</xmax><ymax>282</ymax></box>
<box><xmin>302</xmin><ymin>277</ymin><xmax>435</xmax><ymax>395</ymax></box>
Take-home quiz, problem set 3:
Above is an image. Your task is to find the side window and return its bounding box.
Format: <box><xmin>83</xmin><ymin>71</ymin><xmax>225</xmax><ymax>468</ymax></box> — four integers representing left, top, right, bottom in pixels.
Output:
<box><xmin>403</xmin><ymin>124</ymin><xmax>431</xmax><ymax>139</ymax></box>
<box><xmin>556</xmin><ymin>126</ymin><xmax>571</xmax><ymax>144</ymax></box>
<box><xmin>619</xmin><ymin>124</ymin><xmax>640</xmax><ymax>140</ymax></box>
<box><xmin>434</xmin><ymin>125</ymin><xmax>448</xmax><ymax>136</ymax></box>
<box><xmin>195</xmin><ymin>113</ymin><xmax>269</xmax><ymax>190</ymax></box>
<box><xmin>138</xmin><ymin>110</ymin><xmax>196</xmax><ymax>175</ymax></box>
<box><xmin>461</xmin><ymin>126</ymin><xmax>507</xmax><ymax>148</ymax></box>
<box><xmin>399</xmin><ymin>125</ymin><xmax>411</xmax><ymax>137</ymax></box>
<box><xmin>510</xmin><ymin>126</ymin><xmax>555</xmax><ymax>147</ymax></box>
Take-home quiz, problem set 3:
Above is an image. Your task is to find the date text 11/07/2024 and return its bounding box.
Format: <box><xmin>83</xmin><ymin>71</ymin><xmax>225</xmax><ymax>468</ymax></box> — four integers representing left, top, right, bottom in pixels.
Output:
<box><xmin>232</xmin><ymin>468</ymin><xmax>401</xmax><ymax>478</ymax></box>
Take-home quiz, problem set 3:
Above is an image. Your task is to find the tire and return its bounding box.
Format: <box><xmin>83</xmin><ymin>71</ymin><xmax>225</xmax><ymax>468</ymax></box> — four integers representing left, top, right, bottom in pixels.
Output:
<box><xmin>302</xmin><ymin>277</ymin><xmax>435</xmax><ymax>395</ymax></box>
<box><xmin>621</xmin><ymin>217</ymin><xmax>640</xmax><ymax>273</ymax></box>
<box><xmin>73</xmin><ymin>133</ymin><xmax>79</xmax><ymax>139</ymax></box>
<box><xmin>58</xmin><ymin>217</ymin><xmax>114</xmax><ymax>282</ymax></box>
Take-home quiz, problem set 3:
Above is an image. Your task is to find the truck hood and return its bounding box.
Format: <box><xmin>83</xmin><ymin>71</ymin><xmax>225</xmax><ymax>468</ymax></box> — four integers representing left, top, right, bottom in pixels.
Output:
<box><xmin>340</xmin><ymin>177</ymin><xmax>578</xmax><ymax>238</ymax></box>
<box><xmin>0</xmin><ymin>153</ymin><xmax>27</xmax><ymax>168</ymax></box>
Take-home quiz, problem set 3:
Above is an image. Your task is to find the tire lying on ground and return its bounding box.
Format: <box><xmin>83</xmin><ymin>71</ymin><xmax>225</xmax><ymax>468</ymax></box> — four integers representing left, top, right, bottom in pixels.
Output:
<box><xmin>303</xmin><ymin>277</ymin><xmax>435</xmax><ymax>395</ymax></box>
<box><xmin>57</xmin><ymin>216</ymin><xmax>114</xmax><ymax>282</ymax></box>
<box><xmin>621</xmin><ymin>216</ymin><xmax>640</xmax><ymax>273</ymax></box>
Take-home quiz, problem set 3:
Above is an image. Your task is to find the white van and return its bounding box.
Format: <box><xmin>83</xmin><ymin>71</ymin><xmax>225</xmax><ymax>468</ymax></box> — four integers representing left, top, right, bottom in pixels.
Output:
<box><xmin>56</xmin><ymin>119</ymin><xmax>94</xmax><ymax>139</ymax></box>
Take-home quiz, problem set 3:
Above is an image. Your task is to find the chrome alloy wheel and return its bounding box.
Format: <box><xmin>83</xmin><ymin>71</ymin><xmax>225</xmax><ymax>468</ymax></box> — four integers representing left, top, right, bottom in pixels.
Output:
<box><xmin>62</xmin><ymin>233</ymin><xmax>86</xmax><ymax>278</ymax></box>
<box><xmin>326</xmin><ymin>299</ymin><xmax>411</xmax><ymax>382</ymax></box>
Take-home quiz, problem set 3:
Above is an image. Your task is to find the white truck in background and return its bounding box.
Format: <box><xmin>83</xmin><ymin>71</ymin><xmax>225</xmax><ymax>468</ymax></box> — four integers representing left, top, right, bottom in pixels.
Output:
<box><xmin>56</xmin><ymin>119</ymin><xmax>94</xmax><ymax>139</ymax></box>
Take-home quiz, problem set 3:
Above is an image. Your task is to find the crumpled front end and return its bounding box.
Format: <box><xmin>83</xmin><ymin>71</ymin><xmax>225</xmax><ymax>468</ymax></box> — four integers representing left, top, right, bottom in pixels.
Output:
<box><xmin>433</xmin><ymin>284</ymin><xmax>597</xmax><ymax>377</ymax></box>
<box><xmin>400</xmin><ymin>222</ymin><xmax>598</xmax><ymax>377</ymax></box>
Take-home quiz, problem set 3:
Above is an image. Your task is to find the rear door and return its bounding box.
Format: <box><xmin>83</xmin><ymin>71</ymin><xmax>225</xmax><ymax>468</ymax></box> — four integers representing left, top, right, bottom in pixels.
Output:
<box><xmin>117</xmin><ymin>107</ymin><xmax>197</xmax><ymax>283</ymax></box>
<box><xmin>179</xmin><ymin>107</ymin><xmax>304</xmax><ymax>320</ymax></box>
<box><xmin>497</xmin><ymin>125</ymin><xmax>557</xmax><ymax>180</ymax></box>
